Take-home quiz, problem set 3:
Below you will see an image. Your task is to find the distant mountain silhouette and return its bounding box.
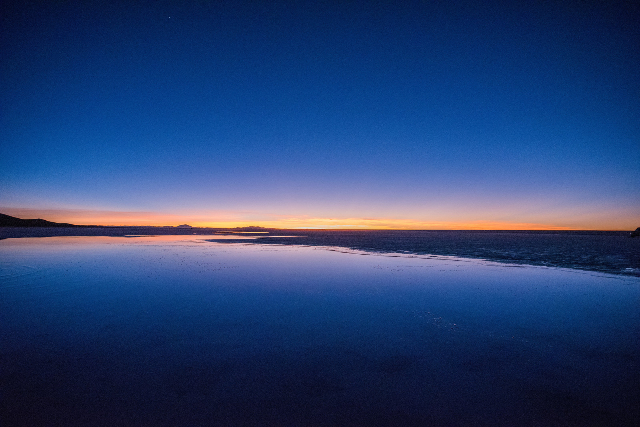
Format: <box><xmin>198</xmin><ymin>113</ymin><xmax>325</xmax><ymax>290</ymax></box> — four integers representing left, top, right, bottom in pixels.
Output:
<box><xmin>0</xmin><ymin>213</ymin><xmax>77</xmax><ymax>227</ymax></box>
<box><xmin>233</xmin><ymin>226</ymin><xmax>271</xmax><ymax>232</ymax></box>
<box><xmin>631</xmin><ymin>227</ymin><xmax>640</xmax><ymax>237</ymax></box>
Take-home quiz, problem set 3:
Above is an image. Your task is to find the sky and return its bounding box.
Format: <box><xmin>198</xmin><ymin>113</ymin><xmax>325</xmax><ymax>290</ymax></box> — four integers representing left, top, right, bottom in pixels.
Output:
<box><xmin>1</xmin><ymin>0</ymin><xmax>638</xmax><ymax>229</ymax></box>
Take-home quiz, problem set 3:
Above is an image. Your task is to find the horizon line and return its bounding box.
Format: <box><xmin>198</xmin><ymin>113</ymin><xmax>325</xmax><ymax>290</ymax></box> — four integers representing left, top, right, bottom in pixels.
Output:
<box><xmin>1</xmin><ymin>209</ymin><xmax>636</xmax><ymax>231</ymax></box>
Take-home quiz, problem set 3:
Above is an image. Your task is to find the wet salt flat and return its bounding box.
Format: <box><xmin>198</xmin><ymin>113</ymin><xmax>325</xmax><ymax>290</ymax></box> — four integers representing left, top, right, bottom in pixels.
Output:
<box><xmin>1</xmin><ymin>236</ymin><xmax>639</xmax><ymax>426</ymax></box>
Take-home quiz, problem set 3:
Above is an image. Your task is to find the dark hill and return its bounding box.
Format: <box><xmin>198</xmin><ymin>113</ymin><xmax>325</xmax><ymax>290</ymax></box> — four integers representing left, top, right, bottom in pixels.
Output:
<box><xmin>0</xmin><ymin>213</ymin><xmax>77</xmax><ymax>227</ymax></box>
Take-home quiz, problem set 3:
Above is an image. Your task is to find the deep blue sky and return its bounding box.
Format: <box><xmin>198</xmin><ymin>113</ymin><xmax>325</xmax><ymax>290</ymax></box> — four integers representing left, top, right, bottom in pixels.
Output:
<box><xmin>1</xmin><ymin>0</ymin><xmax>638</xmax><ymax>228</ymax></box>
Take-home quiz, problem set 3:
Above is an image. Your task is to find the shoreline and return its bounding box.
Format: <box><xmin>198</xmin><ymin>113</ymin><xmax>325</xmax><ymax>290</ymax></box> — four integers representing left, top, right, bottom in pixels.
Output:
<box><xmin>2</xmin><ymin>228</ymin><xmax>638</xmax><ymax>278</ymax></box>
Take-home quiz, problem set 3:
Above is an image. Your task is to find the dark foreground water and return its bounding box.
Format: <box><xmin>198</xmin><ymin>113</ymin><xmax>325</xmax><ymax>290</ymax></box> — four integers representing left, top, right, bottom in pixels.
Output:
<box><xmin>1</xmin><ymin>235</ymin><xmax>639</xmax><ymax>426</ymax></box>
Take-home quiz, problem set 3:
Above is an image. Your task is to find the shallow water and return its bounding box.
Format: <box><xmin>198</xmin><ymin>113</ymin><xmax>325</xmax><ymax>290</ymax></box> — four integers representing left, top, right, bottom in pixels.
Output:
<box><xmin>1</xmin><ymin>236</ymin><xmax>639</xmax><ymax>426</ymax></box>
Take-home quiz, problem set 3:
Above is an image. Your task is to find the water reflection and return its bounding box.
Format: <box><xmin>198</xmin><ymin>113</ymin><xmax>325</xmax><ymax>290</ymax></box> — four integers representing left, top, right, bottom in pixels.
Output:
<box><xmin>1</xmin><ymin>236</ymin><xmax>638</xmax><ymax>426</ymax></box>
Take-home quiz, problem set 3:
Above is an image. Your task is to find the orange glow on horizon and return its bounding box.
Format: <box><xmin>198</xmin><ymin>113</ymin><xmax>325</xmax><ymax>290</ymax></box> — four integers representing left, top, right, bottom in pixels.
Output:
<box><xmin>2</xmin><ymin>207</ymin><xmax>632</xmax><ymax>230</ymax></box>
<box><xmin>190</xmin><ymin>218</ymin><xmax>576</xmax><ymax>230</ymax></box>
